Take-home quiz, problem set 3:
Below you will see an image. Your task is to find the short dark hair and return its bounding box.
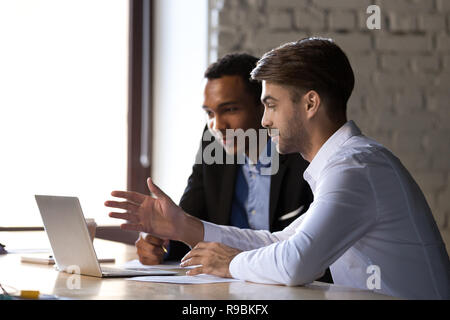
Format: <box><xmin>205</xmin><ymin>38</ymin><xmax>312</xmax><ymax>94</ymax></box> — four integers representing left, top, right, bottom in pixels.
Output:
<box><xmin>251</xmin><ymin>37</ymin><xmax>355</xmax><ymax>122</ymax></box>
<box><xmin>204</xmin><ymin>53</ymin><xmax>262</xmax><ymax>105</ymax></box>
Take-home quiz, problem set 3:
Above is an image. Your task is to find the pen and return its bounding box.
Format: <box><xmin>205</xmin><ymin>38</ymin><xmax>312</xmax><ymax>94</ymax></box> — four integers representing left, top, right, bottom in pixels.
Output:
<box><xmin>162</xmin><ymin>245</ymin><xmax>168</xmax><ymax>254</ymax></box>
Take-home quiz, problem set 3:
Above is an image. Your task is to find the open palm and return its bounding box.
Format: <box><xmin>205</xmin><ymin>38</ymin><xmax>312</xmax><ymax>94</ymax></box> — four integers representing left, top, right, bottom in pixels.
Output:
<box><xmin>105</xmin><ymin>178</ymin><xmax>183</xmax><ymax>240</ymax></box>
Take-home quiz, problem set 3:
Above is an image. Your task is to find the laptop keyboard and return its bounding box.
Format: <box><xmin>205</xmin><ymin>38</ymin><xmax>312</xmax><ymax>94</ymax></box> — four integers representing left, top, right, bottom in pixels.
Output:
<box><xmin>101</xmin><ymin>266</ymin><xmax>177</xmax><ymax>277</ymax></box>
<box><xmin>101</xmin><ymin>266</ymin><xmax>149</xmax><ymax>276</ymax></box>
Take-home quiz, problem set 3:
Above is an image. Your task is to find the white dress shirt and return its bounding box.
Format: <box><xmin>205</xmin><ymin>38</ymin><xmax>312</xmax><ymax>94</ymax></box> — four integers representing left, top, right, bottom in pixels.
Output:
<box><xmin>202</xmin><ymin>120</ymin><xmax>450</xmax><ymax>299</ymax></box>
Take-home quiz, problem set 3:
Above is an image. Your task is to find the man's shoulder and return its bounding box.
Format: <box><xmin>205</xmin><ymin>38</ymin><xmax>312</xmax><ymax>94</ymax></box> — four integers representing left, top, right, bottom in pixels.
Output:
<box><xmin>335</xmin><ymin>134</ymin><xmax>387</xmax><ymax>160</ymax></box>
<box><xmin>324</xmin><ymin>135</ymin><xmax>394</xmax><ymax>176</ymax></box>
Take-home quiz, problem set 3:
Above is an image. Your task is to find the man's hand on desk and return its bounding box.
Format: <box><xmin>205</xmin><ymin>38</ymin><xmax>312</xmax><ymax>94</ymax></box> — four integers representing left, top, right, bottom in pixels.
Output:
<box><xmin>180</xmin><ymin>242</ymin><xmax>242</xmax><ymax>278</ymax></box>
<box><xmin>136</xmin><ymin>233</ymin><xmax>169</xmax><ymax>265</ymax></box>
<box><xmin>104</xmin><ymin>177</ymin><xmax>204</xmax><ymax>248</ymax></box>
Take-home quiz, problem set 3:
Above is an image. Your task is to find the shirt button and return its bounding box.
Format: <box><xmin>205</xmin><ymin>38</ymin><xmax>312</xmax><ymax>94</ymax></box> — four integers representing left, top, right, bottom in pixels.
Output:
<box><xmin>251</xmin><ymin>210</ymin><xmax>256</xmax><ymax>215</ymax></box>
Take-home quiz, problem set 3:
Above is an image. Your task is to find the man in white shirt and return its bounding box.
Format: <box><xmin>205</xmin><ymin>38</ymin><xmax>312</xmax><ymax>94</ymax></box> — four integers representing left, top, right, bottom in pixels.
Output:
<box><xmin>105</xmin><ymin>37</ymin><xmax>450</xmax><ymax>299</ymax></box>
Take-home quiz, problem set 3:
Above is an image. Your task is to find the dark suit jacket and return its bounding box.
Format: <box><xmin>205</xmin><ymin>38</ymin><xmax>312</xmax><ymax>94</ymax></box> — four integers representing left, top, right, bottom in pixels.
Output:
<box><xmin>166</xmin><ymin>128</ymin><xmax>333</xmax><ymax>283</ymax></box>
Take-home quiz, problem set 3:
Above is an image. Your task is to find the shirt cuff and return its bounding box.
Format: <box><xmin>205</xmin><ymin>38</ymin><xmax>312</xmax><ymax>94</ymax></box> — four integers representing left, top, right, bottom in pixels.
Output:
<box><xmin>229</xmin><ymin>251</ymin><xmax>246</xmax><ymax>280</ymax></box>
<box><xmin>202</xmin><ymin>220</ymin><xmax>223</xmax><ymax>242</ymax></box>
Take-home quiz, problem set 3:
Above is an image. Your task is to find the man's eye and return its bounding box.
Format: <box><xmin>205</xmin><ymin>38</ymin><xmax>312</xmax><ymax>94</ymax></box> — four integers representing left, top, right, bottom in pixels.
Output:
<box><xmin>267</xmin><ymin>105</ymin><xmax>276</xmax><ymax>109</ymax></box>
<box><xmin>225</xmin><ymin>107</ymin><xmax>239</xmax><ymax>113</ymax></box>
<box><xmin>205</xmin><ymin>110</ymin><xmax>214</xmax><ymax>117</ymax></box>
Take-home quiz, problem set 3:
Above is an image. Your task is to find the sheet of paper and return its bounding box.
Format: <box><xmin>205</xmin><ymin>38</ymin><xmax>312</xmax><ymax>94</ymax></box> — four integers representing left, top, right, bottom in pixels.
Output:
<box><xmin>121</xmin><ymin>259</ymin><xmax>198</xmax><ymax>270</ymax></box>
<box><xmin>127</xmin><ymin>273</ymin><xmax>244</xmax><ymax>284</ymax></box>
<box><xmin>5</xmin><ymin>248</ymin><xmax>51</xmax><ymax>254</ymax></box>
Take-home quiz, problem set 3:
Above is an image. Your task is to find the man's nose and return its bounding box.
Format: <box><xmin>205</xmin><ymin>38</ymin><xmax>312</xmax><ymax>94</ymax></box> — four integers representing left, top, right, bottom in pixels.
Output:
<box><xmin>261</xmin><ymin>109</ymin><xmax>272</xmax><ymax>129</ymax></box>
<box><xmin>211</xmin><ymin>115</ymin><xmax>227</xmax><ymax>131</ymax></box>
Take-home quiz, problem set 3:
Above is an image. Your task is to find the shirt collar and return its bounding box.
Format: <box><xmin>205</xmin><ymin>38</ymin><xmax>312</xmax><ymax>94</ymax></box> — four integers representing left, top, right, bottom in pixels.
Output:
<box><xmin>303</xmin><ymin>120</ymin><xmax>362</xmax><ymax>189</ymax></box>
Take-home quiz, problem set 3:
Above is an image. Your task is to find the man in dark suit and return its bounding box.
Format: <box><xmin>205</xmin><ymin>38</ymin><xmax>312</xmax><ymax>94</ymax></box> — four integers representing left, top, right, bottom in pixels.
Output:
<box><xmin>135</xmin><ymin>53</ymin><xmax>332</xmax><ymax>283</ymax></box>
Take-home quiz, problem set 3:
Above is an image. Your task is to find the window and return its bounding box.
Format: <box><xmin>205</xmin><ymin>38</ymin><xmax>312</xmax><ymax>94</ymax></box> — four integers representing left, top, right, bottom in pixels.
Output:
<box><xmin>151</xmin><ymin>0</ymin><xmax>208</xmax><ymax>203</ymax></box>
<box><xmin>0</xmin><ymin>0</ymin><xmax>129</xmax><ymax>227</ymax></box>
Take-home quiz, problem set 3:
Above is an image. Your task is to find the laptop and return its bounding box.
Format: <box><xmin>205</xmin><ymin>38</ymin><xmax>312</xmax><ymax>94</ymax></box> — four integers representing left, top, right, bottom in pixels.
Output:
<box><xmin>34</xmin><ymin>195</ymin><xmax>177</xmax><ymax>278</ymax></box>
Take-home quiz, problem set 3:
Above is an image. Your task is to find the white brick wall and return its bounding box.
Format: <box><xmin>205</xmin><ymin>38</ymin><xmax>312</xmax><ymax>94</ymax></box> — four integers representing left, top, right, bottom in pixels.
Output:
<box><xmin>376</xmin><ymin>35</ymin><xmax>432</xmax><ymax>52</ymax></box>
<box><xmin>418</xmin><ymin>13</ymin><xmax>446</xmax><ymax>31</ymax></box>
<box><xmin>295</xmin><ymin>7</ymin><xmax>326</xmax><ymax>31</ymax></box>
<box><xmin>328</xmin><ymin>10</ymin><xmax>357</xmax><ymax>30</ymax></box>
<box><xmin>312</xmin><ymin>0</ymin><xmax>370</xmax><ymax>9</ymax></box>
<box><xmin>387</xmin><ymin>12</ymin><xmax>417</xmax><ymax>32</ymax></box>
<box><xmin>210</xmin><ymin>0</ymin><xmax>450</xmax><ymax>244</ymax></box>
<box><xmin>268</xmin><ymin>10</ymin><xmax>293</xmax><ymax>30</ymax></box>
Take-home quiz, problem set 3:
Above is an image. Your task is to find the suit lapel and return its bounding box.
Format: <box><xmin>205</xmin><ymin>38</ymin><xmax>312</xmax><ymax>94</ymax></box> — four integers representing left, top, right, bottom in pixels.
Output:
<box><xmin>269</xmin><ymin>153</ymin><xmax>288</xmax><ymax>229</ymax></box>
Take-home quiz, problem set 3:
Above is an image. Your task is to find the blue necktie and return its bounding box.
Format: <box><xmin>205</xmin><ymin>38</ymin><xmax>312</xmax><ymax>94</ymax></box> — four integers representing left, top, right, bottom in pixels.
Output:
<box><xmin>230</xmin><ymin>167</ymin><xmax>250</xmax><ymax>229</ymax></box>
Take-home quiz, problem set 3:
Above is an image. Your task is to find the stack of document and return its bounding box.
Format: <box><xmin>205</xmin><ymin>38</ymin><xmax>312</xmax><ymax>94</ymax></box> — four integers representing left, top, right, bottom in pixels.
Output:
<box><xmin>127</xmin><ymin>274</ymin><xmax>243</xmax><ymax>284</ymax></box>
<box><xmin>122</xmin><ymin>259</ymin><xmax>243</xmax><ymax>284</ymax></box>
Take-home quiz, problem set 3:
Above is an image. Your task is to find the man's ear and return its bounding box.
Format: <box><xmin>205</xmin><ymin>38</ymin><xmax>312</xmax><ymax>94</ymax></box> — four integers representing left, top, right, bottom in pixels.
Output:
<box><xmin>303</xmin><ymin>90</ymin><xmax>321</xmax><ymax>119</ymax></box>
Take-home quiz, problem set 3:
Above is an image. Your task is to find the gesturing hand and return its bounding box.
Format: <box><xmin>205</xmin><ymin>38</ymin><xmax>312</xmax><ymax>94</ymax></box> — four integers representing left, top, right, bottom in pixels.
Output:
<box><xmin>180</xmin><ymin>242</ymin><xmax>242</xmax><ymax>278</ymax></box>
<box><xmin>104</xmin><ymin>178</ymin><xmax>183</xmax><ymax>240</ymax></box>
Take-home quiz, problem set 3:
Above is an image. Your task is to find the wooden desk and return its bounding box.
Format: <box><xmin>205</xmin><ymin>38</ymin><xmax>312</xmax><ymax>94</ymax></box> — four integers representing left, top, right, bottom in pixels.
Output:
<box><xmin>0</xmin><ymin>231</ymin><xmax>395</xmax><ymax>300</ymax></box>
